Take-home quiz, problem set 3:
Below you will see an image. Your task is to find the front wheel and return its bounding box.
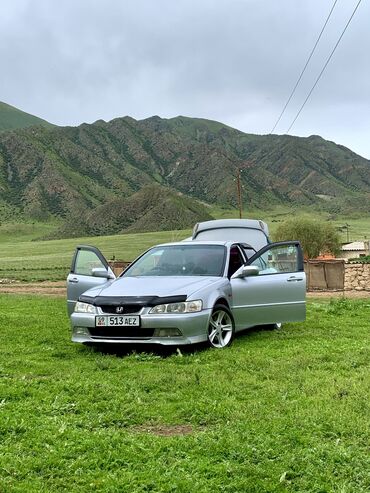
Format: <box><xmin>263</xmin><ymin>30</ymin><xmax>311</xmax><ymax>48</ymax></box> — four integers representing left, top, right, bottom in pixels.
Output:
<box><xmin>207</xmin><ymin>304</ymin><xmax>235</xmax><ymax>348</ymax></box>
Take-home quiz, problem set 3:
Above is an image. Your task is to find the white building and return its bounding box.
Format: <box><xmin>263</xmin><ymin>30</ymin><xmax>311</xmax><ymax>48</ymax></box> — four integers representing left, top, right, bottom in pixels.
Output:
<box><xmin>340</xmin><ymin>241</ymin><xmax>370</xmax><ymax>260</ymax></box>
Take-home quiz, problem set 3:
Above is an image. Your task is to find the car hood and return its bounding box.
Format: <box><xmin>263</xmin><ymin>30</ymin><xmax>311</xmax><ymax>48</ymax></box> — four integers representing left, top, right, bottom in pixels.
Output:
<box><xmin>82</xmin><ymin>276</ymin><xmax>221</xmax><ymax>299</ymax></box>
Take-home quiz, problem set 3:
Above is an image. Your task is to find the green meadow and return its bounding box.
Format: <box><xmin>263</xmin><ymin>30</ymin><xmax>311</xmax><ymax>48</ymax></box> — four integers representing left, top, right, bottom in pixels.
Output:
<box><xmin>0</xmin><ymin>208</ymin><xmax>369</xmax><ymax>282</ymax></box>
<box><xmin>0</xmin><ymin>296</ymin><xmax>368</xmax><ymax>492</ymax></box>
<box><xmin>0</xmin><ymin>226</ymin><xmax>190</xmax><ymax>282</ymax></box>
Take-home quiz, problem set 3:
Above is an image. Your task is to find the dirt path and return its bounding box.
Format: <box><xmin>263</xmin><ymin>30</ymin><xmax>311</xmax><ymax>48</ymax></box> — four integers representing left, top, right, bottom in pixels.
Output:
<box><xmin>307</xmin><ymin>290</ymin><xmax>370</xmax><ymax>299</ymax></box>
<box><xmin>0</xmin><ymin>281</ymin><xmax>66</xmax><ymax>296</ymax></box>
<box><xmin>0</xmin><ymin>281</ymin><xmax>369</xmax><ymax>298</ymax></box>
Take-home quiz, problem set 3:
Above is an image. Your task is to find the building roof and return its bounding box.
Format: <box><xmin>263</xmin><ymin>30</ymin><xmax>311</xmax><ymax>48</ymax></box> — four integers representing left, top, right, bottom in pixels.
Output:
<box><xmin>341</xmin><ymin>241</ymin><xmax>369</xmax><ymax>252</ymax></box>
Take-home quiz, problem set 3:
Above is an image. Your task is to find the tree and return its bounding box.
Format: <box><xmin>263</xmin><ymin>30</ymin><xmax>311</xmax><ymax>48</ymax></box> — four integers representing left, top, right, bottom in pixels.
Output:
<box><xmin>274</xmin><ymin>217</ymin><xmax>341</xmax><ymax>259</ymax></box>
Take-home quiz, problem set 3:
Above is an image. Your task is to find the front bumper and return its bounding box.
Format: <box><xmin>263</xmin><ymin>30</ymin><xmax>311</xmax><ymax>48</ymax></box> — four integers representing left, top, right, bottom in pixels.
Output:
<box><xmin>70</xmin><ymin>309</ymin><xmax>212</xmax><ymax>345</ymax></box>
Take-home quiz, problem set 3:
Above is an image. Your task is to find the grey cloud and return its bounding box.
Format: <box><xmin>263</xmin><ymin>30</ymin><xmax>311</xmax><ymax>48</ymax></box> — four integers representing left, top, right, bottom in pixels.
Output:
<box><xmin>1</xmin><ymin>0</ymin><xmax>369</xmax><ymax>157</ymax></box>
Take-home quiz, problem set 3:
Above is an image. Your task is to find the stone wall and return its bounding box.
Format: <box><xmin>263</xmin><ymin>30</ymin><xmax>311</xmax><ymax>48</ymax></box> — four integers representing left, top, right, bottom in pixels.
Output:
<box><xmin>344</xmin><ymin>263</ymin><xmax>370</xmax><ymax>291</ymax></box>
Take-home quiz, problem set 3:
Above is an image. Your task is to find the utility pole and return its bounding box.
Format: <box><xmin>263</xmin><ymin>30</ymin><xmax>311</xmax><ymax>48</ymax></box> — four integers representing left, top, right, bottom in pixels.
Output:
<box><xmin>341</xmin><ymin>223</ymin><xmax>350</xmax><ymax>243</ymax></box>
<box><xmin>338</xmin><ymin>223</ymin><xmax>350</xmax><ymax>243</ymax></box>
<box><xmin>236</xmin><ymin>168</ymin><xmax>242</xmax><ymax>219</ymax></box>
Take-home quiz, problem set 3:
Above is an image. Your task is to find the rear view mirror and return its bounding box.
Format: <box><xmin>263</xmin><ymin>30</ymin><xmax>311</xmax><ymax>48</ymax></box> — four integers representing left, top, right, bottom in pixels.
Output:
<box><xmin>92</xmin><ymin>267</ymin><xmax>114</xmax><ymax>279</ymax></box>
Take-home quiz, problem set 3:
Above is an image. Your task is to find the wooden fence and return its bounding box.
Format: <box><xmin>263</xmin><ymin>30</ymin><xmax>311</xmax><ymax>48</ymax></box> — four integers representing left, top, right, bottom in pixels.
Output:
<box><xmin>304</xmin><ymin>260</ymin><xmax>345</xmax><ymax>291</ymax></box>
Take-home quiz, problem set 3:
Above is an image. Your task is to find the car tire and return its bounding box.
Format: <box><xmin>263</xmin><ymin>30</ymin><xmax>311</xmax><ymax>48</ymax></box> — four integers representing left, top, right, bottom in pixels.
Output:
<box><xmin>207</xmin><ymin>304</ymin><xmax>235</xmax><ymax>348</ymax></box>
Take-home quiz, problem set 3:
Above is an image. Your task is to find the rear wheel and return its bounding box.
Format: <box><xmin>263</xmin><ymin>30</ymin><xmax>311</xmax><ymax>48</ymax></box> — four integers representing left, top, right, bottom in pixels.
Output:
<box><xmin>207</xmin><ymin>304</ymin><xmax>235</xmax><ymax>348</ymax></box>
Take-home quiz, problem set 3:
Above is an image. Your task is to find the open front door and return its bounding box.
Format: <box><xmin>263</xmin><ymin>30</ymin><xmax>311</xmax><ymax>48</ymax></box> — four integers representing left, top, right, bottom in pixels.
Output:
<box><xmin>67</xmin><ymin>245</ymin><xmax>115</xmax><ymax>315</ymax></box>
<box><xmin>230</xmin><ymin>241</ymin><xmax>306</xmax><ymax>329</ymax></box>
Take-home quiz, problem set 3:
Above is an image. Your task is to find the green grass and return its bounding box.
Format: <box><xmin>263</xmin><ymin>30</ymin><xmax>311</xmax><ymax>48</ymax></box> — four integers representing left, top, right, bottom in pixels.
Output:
<box><xmin>0</xmin><ymin>229</ymin><xmax>190</xmax><ymax>281</ymax></box>
<box><xmin>0</xmin><ymin>221</ymin><xmax>60</xmax><ymax>243</ymax></box>
<box><xmin>0</xmin><ymin>101</ymin><xmax>53</xmax><ymax>132</ymax></box>
<box><xmin>0</xmin><ymin>207</ymin><xmax>369</xmax><ymax>282</ymax></box>
<box><xmin>0</xmin><ymin>296</ymin><xmax>369</xmax><ymax>492</ymax></box>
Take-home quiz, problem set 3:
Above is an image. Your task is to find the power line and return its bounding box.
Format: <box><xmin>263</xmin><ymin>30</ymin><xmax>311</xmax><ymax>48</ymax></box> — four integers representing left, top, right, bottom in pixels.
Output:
<box><xmin>270</xmin><ymin>0</ymin><xmax>338</xmax><ymax>134</ymax></box>
<box><xmin>286</xmin><ymin>0</ymin><xmax>362</xmax><ymax>134</ymax></box>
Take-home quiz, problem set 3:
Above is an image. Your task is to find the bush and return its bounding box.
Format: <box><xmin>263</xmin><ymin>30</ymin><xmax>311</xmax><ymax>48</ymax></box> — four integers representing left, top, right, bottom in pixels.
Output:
<box><xmin>274</xmin><ymin>217</ymin><xmax>341</xmax><ymax>259</ymax></box>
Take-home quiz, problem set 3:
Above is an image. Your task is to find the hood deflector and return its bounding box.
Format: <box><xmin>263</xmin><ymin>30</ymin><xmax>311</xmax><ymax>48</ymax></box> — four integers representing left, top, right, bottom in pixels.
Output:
<box><xmin>79</xmin><ymin>294</ymin><xmax>187</xmax><ymax>306</ymax></box>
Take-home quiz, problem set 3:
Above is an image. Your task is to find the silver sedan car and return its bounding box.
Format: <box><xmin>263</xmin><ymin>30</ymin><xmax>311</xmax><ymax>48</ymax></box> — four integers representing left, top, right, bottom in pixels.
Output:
<box><xmin>67</xmin><ymin>239</ymin><xmax>306</xmax><ymax>348</ymax></box>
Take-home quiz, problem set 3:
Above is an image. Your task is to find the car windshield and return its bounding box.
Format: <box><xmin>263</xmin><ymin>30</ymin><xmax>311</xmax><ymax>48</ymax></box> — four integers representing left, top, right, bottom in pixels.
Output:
<box><xmin>123</xmin><ymin>244</ymin><xmax>226</xmax><ymax>277</ymax></box>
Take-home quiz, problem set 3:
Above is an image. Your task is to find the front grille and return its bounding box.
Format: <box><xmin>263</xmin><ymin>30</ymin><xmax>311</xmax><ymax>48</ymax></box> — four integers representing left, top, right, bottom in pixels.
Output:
<box><xmin>99</xmin><ymin>305</ymin><xmax>142</xmax><ymax>315</ymax></box>
<box><xmin>89</xmin><ymin>327</ymin><xmax>154</xmax><ymax>339</ymax></box>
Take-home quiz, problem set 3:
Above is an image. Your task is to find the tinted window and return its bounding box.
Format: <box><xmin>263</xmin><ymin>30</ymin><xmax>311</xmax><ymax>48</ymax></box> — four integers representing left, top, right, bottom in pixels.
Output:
<box><xmin>228</xmin><ymin>246</ymin><xmax>245</xmax><ymax>277</ymax></box>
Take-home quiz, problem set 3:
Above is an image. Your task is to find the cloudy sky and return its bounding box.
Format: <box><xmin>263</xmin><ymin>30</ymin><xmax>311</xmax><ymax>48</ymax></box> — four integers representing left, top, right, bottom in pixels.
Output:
<box><xmin>1</xmin><ymin>0</ymin><xmax>369</xmax><ymax>157</ymax></box>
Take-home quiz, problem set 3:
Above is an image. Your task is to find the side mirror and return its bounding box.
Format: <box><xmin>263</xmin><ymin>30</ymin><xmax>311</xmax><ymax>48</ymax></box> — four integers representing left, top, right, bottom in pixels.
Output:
<box><xmin>92</xmin><ymin>267</ymin><xmax>114</xmax><ymax>279</ymax></box>
<box><xmin>233</xmin><ymin>265</ymin><xmax>260</xmax><ymax>279</ymax></box>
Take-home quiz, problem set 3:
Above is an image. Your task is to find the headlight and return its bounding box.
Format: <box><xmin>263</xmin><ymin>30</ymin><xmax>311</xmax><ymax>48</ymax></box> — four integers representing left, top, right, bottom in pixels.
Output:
<box><xmin>149</xmin><ymin>300</ymin><xmax>202</xmax><ymax>314</ymax></box>
<box><xmin>74</xmin><ymin>302</ymin><xmax>97</xmax><ymax>314</ymax></box>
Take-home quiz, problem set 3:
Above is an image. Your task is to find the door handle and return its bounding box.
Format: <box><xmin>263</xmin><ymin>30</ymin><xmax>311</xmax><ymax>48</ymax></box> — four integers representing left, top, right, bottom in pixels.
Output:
<box><xmin>69</xmin><ymin>278</ymin><xmax>79</xmax><ymax>284</ymax></box>
<box><xmin>287</xmin><ymin>276</ymin><xmax>303</xmax><ymax>282</ymax></box>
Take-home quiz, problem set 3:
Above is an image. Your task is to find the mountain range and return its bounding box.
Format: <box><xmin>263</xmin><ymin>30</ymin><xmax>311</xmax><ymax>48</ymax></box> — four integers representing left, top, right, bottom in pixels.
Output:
<box><xmin>0</xmin><ymin>102</ymin><xmax>369</xmax><ymax>237</ymax></box>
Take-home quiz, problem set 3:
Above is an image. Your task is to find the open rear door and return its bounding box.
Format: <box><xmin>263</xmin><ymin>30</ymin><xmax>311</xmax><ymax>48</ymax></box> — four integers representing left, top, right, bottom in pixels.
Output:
<box><xmin>67</xmin><ymin>245</ymin><xmax>115</xmax><ymax>316</ymax></box>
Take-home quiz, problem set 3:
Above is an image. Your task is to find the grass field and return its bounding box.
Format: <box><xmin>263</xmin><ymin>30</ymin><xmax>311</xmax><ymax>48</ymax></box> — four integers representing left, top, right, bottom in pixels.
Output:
<box><xmin>0</xmin><ymin>296</ymin><xmax>369</xmax><ymax>492</ymax></box>
<box><xmin>0</xmin><ymin>208</ymin><xmax>369</xmax><ymax>282</ymax></box>
<box><xmin>0</xmin><ymin>229</ymin><xmax>190</xmax><ymax>282</ymax></box>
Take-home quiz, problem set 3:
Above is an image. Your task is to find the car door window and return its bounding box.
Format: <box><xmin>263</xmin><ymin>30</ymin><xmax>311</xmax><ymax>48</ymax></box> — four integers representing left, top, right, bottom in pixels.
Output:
<box><xmin>74</xmin><ymin>249</ymin><xmax>106</xmax><ymax>276</ymax></box>
<box><xmin>228</xmin><ymin>246</ymin><xmax>245</xmax><ymax>278</ymax></box>
<box><xmin>240</xmin><ymin>244</ymin><xmax>257</xmax><ymax>260</ymax></box>
<box><xmin>250</xmin><ymin>244</ymin><xmax>300</xmax><ymax>275</ymax></box>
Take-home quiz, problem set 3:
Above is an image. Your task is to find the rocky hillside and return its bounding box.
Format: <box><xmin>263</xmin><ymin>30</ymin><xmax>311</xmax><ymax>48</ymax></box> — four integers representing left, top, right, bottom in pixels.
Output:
<box><xmin>0</xmin><ymin>114</ymin><xmax>369</xmax><ymax>236</ymax></box>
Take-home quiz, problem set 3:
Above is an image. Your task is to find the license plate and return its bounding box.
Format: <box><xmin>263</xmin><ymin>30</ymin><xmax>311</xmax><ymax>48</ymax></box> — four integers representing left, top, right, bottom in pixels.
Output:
<box><xmin>95</xmin><ymin>316</ymin><xmax>140</xmax><ymax>327</ymax></box>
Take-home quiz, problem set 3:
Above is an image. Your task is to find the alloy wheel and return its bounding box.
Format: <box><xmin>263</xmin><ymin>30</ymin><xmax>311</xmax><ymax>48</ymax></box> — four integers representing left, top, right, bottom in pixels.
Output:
<box><xmin>208</xmin><ymin>307</ymin><xmax>234</xmax><ymax>348</ymax></box>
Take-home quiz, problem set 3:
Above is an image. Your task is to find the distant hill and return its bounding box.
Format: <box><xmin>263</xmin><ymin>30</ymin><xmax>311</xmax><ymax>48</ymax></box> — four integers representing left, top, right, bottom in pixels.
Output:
<box><xmin>0</xmin><ymin>113</ymin><xmax>369</xmax><ymax>236</ymax></box>
<box><xmin>0</xmin><ymin>101</ymin><xmax>53</xmax><ymax>132</ymax></box>
<box><xmin>48</xmin><ymin>184</ymin><xmax>213</xmax><ymax>238</ymax></box>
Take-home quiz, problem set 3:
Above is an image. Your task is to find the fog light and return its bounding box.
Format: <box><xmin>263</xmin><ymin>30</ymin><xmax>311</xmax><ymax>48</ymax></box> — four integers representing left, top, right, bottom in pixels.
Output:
<box><xmin>153</xmin><ymin>328</ymin><xmax>181</xmax><ymax>337</ymax></box>
<box><xmin>74</xmin><ymin>327</ymin><xmax>90</xmax><ymax>336</ymax></box>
